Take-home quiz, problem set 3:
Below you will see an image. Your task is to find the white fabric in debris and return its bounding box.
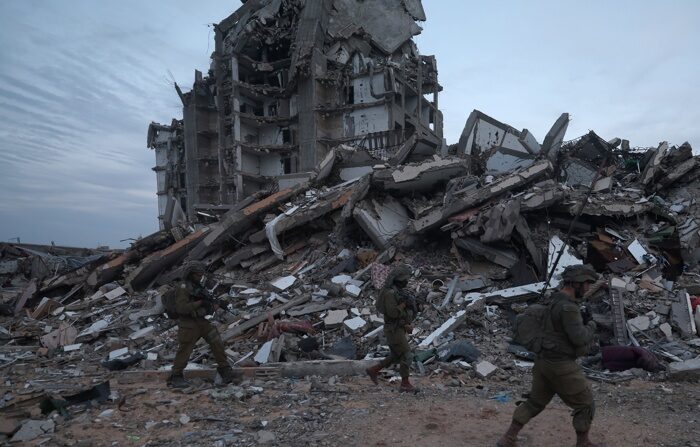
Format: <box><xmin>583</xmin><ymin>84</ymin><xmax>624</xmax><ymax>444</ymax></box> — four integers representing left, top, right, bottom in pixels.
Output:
<box><xmin>265</xmin><ymin>205</ymin><xmax>300</xmax><ymax>260</ymax></box>
<box><xmin>265</xmin><ymin>214</ymin><xmax>286</xmax><ymax>260</ymax></box>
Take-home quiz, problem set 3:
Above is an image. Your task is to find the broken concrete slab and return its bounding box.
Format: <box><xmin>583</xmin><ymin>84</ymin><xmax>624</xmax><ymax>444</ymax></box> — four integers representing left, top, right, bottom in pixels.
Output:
<box><xmin>419</xmin><ymin>310</ymin><xmax>467</xmax><ymax>347</ymax></box>
<box><xmin>475</xmin><ymin>360</ymin><xmax>498</xmax><ymax>379</ymax></box>
<box><xmin>411</xmin><ymin>160</ymin><xmax>553</xmax><ymax>233</ymax></box>
<box><xmin>454</xmin><ymin>238</ymin><xmax>518</xmax><ymax>269</ymax></box>
<box><xmin>668</xmin><ymin>357</ymin><xmax>700</xmax><ymax>381</ymax></box>
<box><xmin>641</xmin><ymin>142</ymin><xmax>668</xmax><ymax>186</ymax></box>
<box><xmin>671</xmin><ymin>290</ymin><xmax>697</xmax><ymax>336</ymax></box>
<box><xmin>353</xmin><ymin>196</ymin><xmax>410</xmax><ymax>249</ymax></box>
<box><xmin>324</xmin><ymin>310</ymin><xmax>349</xmax><ymax>329</ymax></box>
<box><xmin>270</xmin><ymin>275</ymin><xmax>296</xmax><ymax>291</ymax></box>
<box><xmin>343</xmin><ymin>316</ymin><xmax>367</xmax><ymax>333</ymax></box>
<box><xmin>187</xmin><ymin>185</ymin><xmax>308</xmax><ymax>262</ymax></box>
<box><xmin>10</xmin><ymin>419</ymin><xmax>55</xmax><ymax>443</ymax></box>
<box><xmin>542</xmin><ymin>113</ymin><xmax>570</xmax><ymax>161</ymax></box>
<box><xmin>372</xmin><ymin>156</ymin><xmax>468</xmax><ymax>194</ymax></box>
<box><xmin>126</xmin><ymin>228</ymin><xmax>209</xmax><ymax>291</ymax></box>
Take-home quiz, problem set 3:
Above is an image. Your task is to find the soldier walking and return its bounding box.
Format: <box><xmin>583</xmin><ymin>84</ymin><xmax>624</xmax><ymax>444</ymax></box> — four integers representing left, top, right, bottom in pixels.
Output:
<box><xmin>366</xmin><ymin>264</ymin><xmax>418</xmax><ymax>392</ymax></box>
<box><xmin>497</xmin><ymin>264</ymin><xmax>604</xmax><ymax>447</ymax></box>
<box><xmin>167</xmin><ymin>262</ymin><xmax>240</xmax><ymax>388</ymax></box>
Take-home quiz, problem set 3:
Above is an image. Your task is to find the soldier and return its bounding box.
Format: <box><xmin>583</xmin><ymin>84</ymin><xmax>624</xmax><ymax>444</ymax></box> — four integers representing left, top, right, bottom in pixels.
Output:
<box><xmin>167</xmin><ymin>262</ymin><xmax>240</xmax><ymax>388</ymax></box>
<box><xmin>497</xmin><ymin>264</ymin><xmax>604</xmax><ymax>447</ymax></box>
<box><xmin>366</xmin><ymin>264</ymin><xmax>418</xmax><ymax>392</ymax></box>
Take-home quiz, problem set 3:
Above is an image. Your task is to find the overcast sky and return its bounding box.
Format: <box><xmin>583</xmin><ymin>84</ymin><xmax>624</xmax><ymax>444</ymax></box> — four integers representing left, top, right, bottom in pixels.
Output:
<box><xmin>1</xmin><ymin>1</ymin><xmax>698</xmax><ymax>248</ymax></box>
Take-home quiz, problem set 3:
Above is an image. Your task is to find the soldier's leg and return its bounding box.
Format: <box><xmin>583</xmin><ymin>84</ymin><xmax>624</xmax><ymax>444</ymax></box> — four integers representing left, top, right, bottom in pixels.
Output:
<box><xmin>379</xmin><ymin>327</ymin><xmax>401</xmax><ymax>368</ymax></box>
<box><xmin>172</xmin><ymin>325</ymin><xmax>198</xmax><ymax>377</ymax></box>
<box><xmin>551</xmin><ymin>362</ymin><xmax>595</xmax><ymax>434</ymax></box>
<box><xmin>512</xmin><ymin>360</ymin><xmax>556</xmax><ymax>426</ymax></box>
<box><xmin>201</xmin><ymin>320</ymin><xmax>230</xmax><ymax>368</ymax></box>
<box><xmin>394</xmin><ymin>331</ymin><xmax>412</xmax><ymax>378</ymax></box>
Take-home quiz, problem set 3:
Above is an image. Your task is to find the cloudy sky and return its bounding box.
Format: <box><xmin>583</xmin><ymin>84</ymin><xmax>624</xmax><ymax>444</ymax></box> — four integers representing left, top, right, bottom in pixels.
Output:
<box><xmin>1</xmin><ymin>1</ymin><xmax>698</xmax><ymax>248</ymax></box>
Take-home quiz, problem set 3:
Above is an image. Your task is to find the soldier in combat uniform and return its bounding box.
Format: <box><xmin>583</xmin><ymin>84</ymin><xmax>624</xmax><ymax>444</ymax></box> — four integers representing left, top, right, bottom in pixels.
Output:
<box><xmin>167</xmin><ymin>262</ymin><xmax>240</xmax><ymax>388</ymax></box>
<box><xmin>366</xmin><ymin>264</ymin><xmax>418</xmax><ymax>392</ymax></box>
<box><xmin>497</xmin><ymin>264</ymin><xmax>604</xmax><ymax>447</ymax></box>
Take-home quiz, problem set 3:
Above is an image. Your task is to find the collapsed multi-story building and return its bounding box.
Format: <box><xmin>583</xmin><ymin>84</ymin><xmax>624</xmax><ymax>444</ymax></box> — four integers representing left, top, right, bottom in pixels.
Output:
<box><xmin>147</xmin><ymin>0</ymin><xmax>443</xmax><ymax>229</ymax></box>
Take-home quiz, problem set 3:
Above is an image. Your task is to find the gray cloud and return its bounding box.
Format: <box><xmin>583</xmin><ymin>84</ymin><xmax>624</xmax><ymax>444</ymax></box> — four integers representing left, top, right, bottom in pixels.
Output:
<box><xmin>0</xmin><ymin>0</ymin><xmax>698</xmax><ymax>248</ymax></box>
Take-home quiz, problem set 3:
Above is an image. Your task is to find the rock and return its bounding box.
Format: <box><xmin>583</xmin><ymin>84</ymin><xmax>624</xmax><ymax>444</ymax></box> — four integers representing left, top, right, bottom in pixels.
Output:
<box><xmin>323</xmin><ymin>310</ymin><xmax>348</xmax><ymax>329</ymax></box>
<box><xmin>179</xmin><ymin>413</ymin><xmax>191</xmax><ymax>424</ymax></box>
<box><xmin>668</xmin><ymin>358</ymin><xmax>700</xmax><ymax>381</ymax></box>
<box><xmin>10</xmin><ymin>419</ymin><xmax>55</xmax><ymax>442</ymax></box>
<box><xmin>255</xmin><ymin>430</ymin><xmax>276</xmax><ymax>444</ymax></box>
<box><xmin>343</xmin><ymin>316</ymin><xmax>367</xmax><ymax>333</ymax></box>
<box><xmin>660</xmin><ymin>323</ymin><xmax>673</xmax><ymax>341</ymax></box>
<box><xmin>0</xmin><ymin>417</ymin><xmax>20</xmax><ymax>435</ymax></box>
<box><xmin>628</xmin><ymin>315</ymin><xmax>650</xmax><ymax>332</ymax></box>
<box><xmin>98</xmin><ymin>409</ymin><xmax>114</xmax><ymax>419</ymax></box>
<box><xmin>475</xmin><ymin>361</ymin><xmax>498</xmax><ymax>379</ymax></box>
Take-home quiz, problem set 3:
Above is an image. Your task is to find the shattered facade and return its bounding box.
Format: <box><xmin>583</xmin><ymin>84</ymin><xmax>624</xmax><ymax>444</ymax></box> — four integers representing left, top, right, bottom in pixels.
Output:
<box><xmin>148</xmin><ymin>0</ymin><xmax>442</xmax><ymax>228</ymax></box>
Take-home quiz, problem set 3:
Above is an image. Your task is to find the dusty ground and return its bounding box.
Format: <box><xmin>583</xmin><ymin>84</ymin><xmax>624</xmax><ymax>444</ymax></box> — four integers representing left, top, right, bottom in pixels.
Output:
<box><xmin>19</xmin><ymin>371</ymin><xmax>698</xmax><ymax>447</ymax></box>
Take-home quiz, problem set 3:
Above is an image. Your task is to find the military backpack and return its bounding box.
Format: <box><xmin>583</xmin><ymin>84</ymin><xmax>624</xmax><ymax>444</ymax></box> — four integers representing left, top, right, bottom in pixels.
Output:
<box><xmin>512</xmin><ymin>303</ymin><xmax>554</xmax><ymax>354</ymax></box>
<box><xmin>161</xmin><ymin>287</ymin><xmax>179</xmax><ymax>319</ymax></box>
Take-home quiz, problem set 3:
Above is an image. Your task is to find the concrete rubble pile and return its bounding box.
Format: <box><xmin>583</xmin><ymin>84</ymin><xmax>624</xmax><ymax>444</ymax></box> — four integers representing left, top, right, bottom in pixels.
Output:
<box><xmin>4</xmin><ymin>112</ymin><xmax>700</xmax><ymax>441</ymax></box>
<box><xmin>2</xmin><ymin>0</ymin><xmax>700</xmax><ymax>443</ymax></box>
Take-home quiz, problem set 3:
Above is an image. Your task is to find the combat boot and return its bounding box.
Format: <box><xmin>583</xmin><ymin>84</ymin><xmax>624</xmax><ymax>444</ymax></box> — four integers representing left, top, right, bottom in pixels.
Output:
<box><xmin>575</xmin><ymin>431</ymin><xmax>606</xmax><ymax>447</ymax></box>
<box><xmin>218</xmin><ymin>366</ymin><xmax>242</xmax><ymax>385</ymax></box>
<box><xmin>496</xmin><ymin>421</ymin><xmax>523</xmax><ymax>447</ymax></box>
<box><xmin>365</xmin><ymin>364</ymin><xmax>382</xmax><ymax>385</ymax></box>
<box><xmin>167</xmin><ymin>374</ymin><xmax>190</xmax><ymax>389</ymax></box>
<box><xmin>399</xmin><ymin>377</ymin><xmax>418</xmax><ymax>392</ymax></box>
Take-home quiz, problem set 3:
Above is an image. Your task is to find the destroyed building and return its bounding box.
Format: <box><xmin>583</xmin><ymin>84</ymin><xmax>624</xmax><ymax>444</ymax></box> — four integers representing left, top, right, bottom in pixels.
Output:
<box><xmin>3</xmin><ymin>1</ymin><xmax>700</xmax><ymax>444</ymax></box>
<box><xmin>147</xmin><ymin>0</ymin><xmax>443</xmax><ymax>229</ymax></box>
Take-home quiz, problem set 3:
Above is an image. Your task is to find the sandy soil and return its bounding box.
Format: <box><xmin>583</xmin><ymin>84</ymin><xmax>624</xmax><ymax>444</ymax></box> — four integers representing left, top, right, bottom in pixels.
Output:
<box><xmin>34</xmin><ymin>373</ymin><xmax>700</xmax><ymax>447</ymax></box>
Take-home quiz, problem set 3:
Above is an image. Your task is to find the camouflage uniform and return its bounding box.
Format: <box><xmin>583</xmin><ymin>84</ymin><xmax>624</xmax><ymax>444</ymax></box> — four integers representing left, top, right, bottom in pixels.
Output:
<box><xmin>168</xmin><ymin>263</ymin><xmax>239</xmax><ymax>387</ymax></box>
<box><xmin>171</xmin><ymin>282</ymin><xmax>230</xmax><ymax>378</ymax></box>
<box><xmin>366</xmin><ymin>265</ymin><xmax>417</xmax><ymax>391</ymax></box>
<box><xmin>498</xmin><ymin>264</ymin><xmax>603</xmax><ymax>447</ymax></box>
<box><xmin>512</xmin><ymin>291</ymin><xmax>597</xmax><ymax>432</ymax></box>
<box><xmin>377</xmin><ymin>282</ymin><xmax>415</xmax><ymax>378</ymax></box>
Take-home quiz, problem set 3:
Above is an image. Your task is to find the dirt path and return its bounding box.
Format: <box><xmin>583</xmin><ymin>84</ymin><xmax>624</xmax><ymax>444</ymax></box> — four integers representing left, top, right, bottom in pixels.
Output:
<box><xmin>45</xmin><ymin>375</ymin><xmax>699</xmax><ymax>447</ymax></box>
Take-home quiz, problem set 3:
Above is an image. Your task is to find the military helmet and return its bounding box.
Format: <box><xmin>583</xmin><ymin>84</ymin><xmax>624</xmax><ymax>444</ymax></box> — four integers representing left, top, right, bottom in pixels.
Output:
<box><xmin>383</xmin><ymin>264</ymin><xmax>412</xmax><ymax>289</ymax></box>
<box><xmin>181</xmin><ymin>261</ymin><xmax>206</xmax><ymax>280</ymax></box>
<box><xmin>561</xmin><ymin>264</ymin><xmax>598</xmax><ymax>283</ymax></box>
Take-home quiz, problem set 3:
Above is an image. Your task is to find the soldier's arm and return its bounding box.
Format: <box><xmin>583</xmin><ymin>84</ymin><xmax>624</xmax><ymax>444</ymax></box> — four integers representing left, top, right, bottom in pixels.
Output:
<box><xmin>560</xmin><ymin>303</ymin><xmax>594</xmax><ymax>347</ymax></box>
<box><xmin>175</xmin><ymin>285</ymin><xmax>202</xmax><ymax>315</ymax></box>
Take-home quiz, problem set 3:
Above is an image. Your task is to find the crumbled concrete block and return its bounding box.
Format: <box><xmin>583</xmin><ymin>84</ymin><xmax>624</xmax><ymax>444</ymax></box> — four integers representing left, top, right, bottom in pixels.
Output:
<box><xmin>255</xmin><ymin>430</ymin><xmax>276</xmax><ymax>444</ymax></box>
<box><xmin>610</xmin><ymin>277</ymin><xmax>627</xmax><ymax>289</ymax></box>
<box><xmin>324</xmin><ymin>310</ymin><xmax>348</xmax><ymax>329</ymax></box>
<box><xmin>270</xmin><ymin>276</ymin><xmax>296</xmax><ymax>291</ymax></box>
<box><xmin>63</xmin><ymin>343</ymin><xmax>82</xmax><ymax>352</ymax></box>
<box><xmin>11</xmin><ymin>419</ymin><xmax>55</xmax><ymax>442</ymax></box>
<box><xmin>659</xmin><ymin>323</ymin><xmax>673</xmax><ymax>341</ymax></box>
<box><xmin>129</xmin><ymin>326</ymin><xmax>155</xmax><ymax>340</ymax></box>
<box><xmin>104</xmin><ymin>286</ymin><xmax>127</xmax><ymax>300</ymax></box>
<box><xmin>668</xmin><ymin>357</ymin><xmax>700</xmax><ymax>381</ymax></box>
<box><xmin>628</xmin><ymin>315</ymin><xmax>650</xmax><ymax>332</ymax></box>
<box><xmin>343</xmin><ymin>316</ymin><xmax>367</xmax><ymax>333</ymax></box>
<box><xmin>254</xmin><ymin>340</ymin><xmax>273</xmax><ymax>364</ymax></box>
<box><xmin>331</xmin><ymin>274</ymin><xmax>352</xmax><ymax>285</ymax></box>
<box><xmin>109</xmin><ymin>347</ymin><xmax>129</xmax><ymax>360</ymax></box>
<box><xmin>654</xmin><ymin>304</ymin><xmax>671</xmax><ymax>316</ymax></box>
<box><xmin>345</xmin><ymin>284</ymin><xmax>362</xmax><ymax>298</ymax></box>
<box><xmin>475</xmin><ymin>361</ymin><xmax>498</xmax><ymax>379</ymax></box>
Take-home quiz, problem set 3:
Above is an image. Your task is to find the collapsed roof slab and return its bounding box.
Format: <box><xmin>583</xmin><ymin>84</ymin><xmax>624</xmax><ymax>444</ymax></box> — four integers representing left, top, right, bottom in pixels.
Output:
<box><xmin>353</xmin><ymin>196</ymin><xmax>410</xmax><ymax>249</ymax></box>
<box><xmin>372</xmin><ymin>156</ymin><xmax>469</xmax><ymax>194</ymax></box>
<box><xmin>410</xmin><ymin>160</ymin><xmax>553</xmax><ymax>233</ymax></box>
<box><xmin>542</xmin><ymin>113</ymin><xmax>570</xmax><ymax>162</ymax></box>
